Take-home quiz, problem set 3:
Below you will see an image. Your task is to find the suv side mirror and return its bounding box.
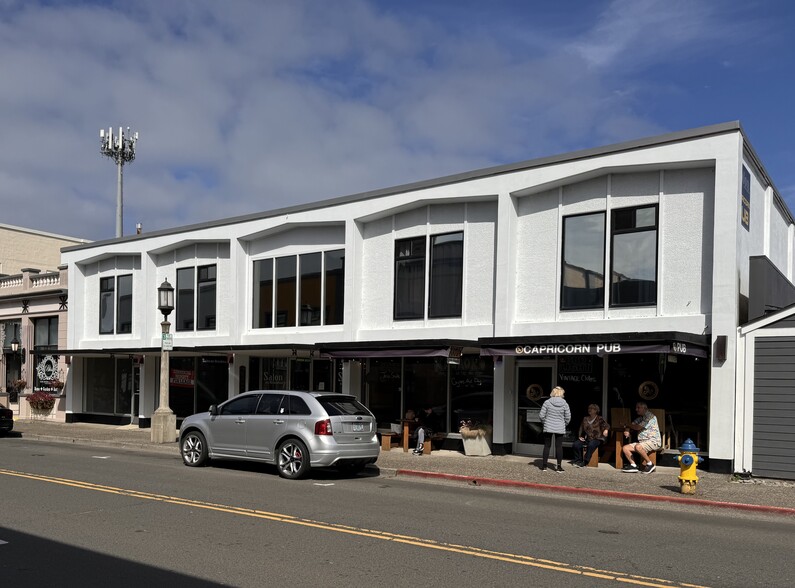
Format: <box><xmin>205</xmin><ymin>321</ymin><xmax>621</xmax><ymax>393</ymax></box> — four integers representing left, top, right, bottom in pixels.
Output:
<box><xmin>208</xmin><ymin>405</ymin><xmax>218</xmax><ymax>416</ymax></box>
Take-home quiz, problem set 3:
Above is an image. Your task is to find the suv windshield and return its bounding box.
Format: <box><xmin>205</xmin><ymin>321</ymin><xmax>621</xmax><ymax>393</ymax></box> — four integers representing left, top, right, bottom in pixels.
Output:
<box><xmin>318</xmin><ymin>396</ymin><xmax>371</xmax><ymax>417</ymax></box>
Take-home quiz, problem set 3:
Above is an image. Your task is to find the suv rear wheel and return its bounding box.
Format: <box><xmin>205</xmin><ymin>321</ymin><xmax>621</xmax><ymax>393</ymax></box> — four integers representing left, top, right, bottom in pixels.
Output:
<box><xmin>277</xmin><ymin>439</ymin><xmax>309</xmax><ymax>479</ymax></box>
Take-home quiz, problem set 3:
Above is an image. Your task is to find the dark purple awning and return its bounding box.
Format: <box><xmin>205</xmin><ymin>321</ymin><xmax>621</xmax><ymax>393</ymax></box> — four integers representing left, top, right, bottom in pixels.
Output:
<box><xmin>482</xmin><ymin>342</ymin><xmax>707</xmax><ymax>358</ymax></box>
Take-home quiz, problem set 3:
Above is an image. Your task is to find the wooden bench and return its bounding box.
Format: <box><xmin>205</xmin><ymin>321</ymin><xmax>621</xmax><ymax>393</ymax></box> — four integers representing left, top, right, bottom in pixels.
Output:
<box><xmin>380</xmin><ymin>432</ymin><xmax>397</xmax><ymax>451</ymax></box>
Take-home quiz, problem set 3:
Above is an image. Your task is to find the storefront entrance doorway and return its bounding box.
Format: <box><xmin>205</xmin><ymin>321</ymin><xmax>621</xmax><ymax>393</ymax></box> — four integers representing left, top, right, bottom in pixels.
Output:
<box><xmin>515</xmin><ymin>360</ymin><xmax>556</xmax><ymax>455</ymax></box>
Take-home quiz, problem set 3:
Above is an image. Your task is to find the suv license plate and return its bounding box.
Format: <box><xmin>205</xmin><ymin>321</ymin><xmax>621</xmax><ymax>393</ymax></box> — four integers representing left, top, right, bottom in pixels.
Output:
<box><xmin>352</xmin><ymin>423</ymin><xmax>364</xmax><ymax>432</ymax></box>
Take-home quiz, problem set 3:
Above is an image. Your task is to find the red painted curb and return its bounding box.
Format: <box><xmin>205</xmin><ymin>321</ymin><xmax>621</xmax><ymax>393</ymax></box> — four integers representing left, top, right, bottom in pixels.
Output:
<box><xmin>394</xmin><ymin>469</ymin><xmax>795</xmax><ymax>516</ymax></box>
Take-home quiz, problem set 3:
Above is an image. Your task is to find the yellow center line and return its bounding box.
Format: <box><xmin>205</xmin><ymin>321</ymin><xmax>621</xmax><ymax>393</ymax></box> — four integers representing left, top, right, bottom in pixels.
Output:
<box><xmin>0</xmin><ymin>468</ymin><xmax>708</xmax><ymax>588</ymax></box>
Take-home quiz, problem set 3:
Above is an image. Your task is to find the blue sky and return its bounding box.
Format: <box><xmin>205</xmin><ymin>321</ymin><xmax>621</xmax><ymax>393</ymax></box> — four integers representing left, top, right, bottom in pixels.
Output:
<box><xmin>1</xmin><ymin>0</ymin><xmax>794</xmax><ymax>241</ymax></box>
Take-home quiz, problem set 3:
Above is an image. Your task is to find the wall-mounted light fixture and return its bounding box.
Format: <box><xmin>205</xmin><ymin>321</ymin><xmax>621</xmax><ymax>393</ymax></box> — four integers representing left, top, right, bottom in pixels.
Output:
<box><xmin>10</xmin><ymin>336</ymin><xmax>25</xmax><ymax>364</ymax></box>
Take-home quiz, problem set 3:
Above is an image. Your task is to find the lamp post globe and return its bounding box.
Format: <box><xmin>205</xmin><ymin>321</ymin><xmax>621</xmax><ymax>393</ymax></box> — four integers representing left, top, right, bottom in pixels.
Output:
<box><xmin>157</xmin><ymin>279</ymin><xmax>174</xmax><ymax>317</ymax></box>
<box><xmin>10</xmin><ymin>337</ymin><xmax>19</xmax><ymax>353</ymax></box>
<box><xmin>151</xmin><ymin>278</ymin><xmax>176</xmax><ymax>443</ymax></box>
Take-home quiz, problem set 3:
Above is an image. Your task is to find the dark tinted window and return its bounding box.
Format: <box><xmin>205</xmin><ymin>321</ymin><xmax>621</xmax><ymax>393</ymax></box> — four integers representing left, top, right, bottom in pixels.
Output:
<box><xmin>610</xmin><ymin>205</ymin><xmax>657</xmax><ymax>307</ymax></box>
<box><xmin>177</xmin><ymin>267</ymin><xmax>195</xmax><ymax>331</ymax></box>
<box><xmin>197</xmin><ymin>265</ymin><xmax>216</xmax><ymax>330</ymax></box>
<box><xmin>394</xmin><ymin>237</ymin><xmax>426</xmax><ymax>320</ymax></box>
<box><xmin>220</xmin><ymin>395</ymin><xmax>260</xmax><ymax>415</ymax></box>
<box><xmin>256</xmin><ymin>393</ymin><xmax>285</xmax><ymax>415</ymax></box>
<box><xmin>287</xmin><ymin>395</ymin><xmax>311</xmax><ymax>415</ymax></box>
<box><xmin>561</xmin><ymin>212</ymin><xmax>605</xmax><ymax>310</ymax></box>
<box><xmin>429</xmin><ymin>232</ymin><xmax>463</xmax><ymax>318</ymax></box>
<box><xmin>99</xmin><ymin>277</ymin><xmax>115</xmax><ymax>334</ymax></box>
<box><xmin>253</xmin><ymin>258</ymin><xmax>274</xmax><ymax>328</ymax></box>
<box><xmin>318</xmin><ymin>396</ymin><xmax>371</xmax><ymax>416</ymax></box>
<box><xmin>116</xmin><ymin>274</ymin><xmax>133</xmax><ymax>334</ymax></box>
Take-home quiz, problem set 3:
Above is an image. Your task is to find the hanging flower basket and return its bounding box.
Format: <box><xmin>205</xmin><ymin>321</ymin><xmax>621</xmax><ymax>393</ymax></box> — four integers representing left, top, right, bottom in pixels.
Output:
<box><xmin>12</xmin><ymin>379</ymin><xmax>27</xmax><ymax>391</ymax></box>
<box><xmin>50</xmin><ymin>379</ymin><xmax>65</xmax><ymax>391</ymax></box>
<box><xmin>27</xmin><ymin>391</ymin><xmax>56</xmax><ymax>412</ymax></box>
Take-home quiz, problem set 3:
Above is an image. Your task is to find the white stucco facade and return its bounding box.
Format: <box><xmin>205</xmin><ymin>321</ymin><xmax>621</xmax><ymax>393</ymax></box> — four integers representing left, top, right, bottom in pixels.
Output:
<box><xmin>60</xmin><ymin>122</ymin><xmax>795</xmax><ymax>473</ymax></box>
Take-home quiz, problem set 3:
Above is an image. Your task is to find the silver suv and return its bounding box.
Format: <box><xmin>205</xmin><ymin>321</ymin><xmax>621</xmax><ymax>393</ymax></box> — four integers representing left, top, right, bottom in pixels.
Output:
<box><xmin>178</xmin><ymin>391</ymin><xmax>379</xmax><ymax>479</ymax></box>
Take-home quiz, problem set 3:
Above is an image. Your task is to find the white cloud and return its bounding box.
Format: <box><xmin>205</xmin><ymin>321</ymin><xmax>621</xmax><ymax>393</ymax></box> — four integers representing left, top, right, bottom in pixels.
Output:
<box><xmin>0</xmin><ymin>0</ymin><xmax>792</xmax><ymax>241</ymax></box>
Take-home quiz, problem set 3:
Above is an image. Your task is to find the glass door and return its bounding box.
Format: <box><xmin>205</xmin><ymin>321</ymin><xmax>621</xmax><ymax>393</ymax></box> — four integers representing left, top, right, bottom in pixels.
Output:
<box><xmin>515</xmin><ymin>360</ymin><xmax>556</xmax><ymax>455</ymax></box>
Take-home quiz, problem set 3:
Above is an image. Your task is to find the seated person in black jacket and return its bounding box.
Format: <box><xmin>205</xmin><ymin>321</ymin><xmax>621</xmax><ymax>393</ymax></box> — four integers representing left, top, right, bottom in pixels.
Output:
<box><xmin>413</xmin><ymin>405</ymin><xmax>441</xmax><ymax>455</ymax></box>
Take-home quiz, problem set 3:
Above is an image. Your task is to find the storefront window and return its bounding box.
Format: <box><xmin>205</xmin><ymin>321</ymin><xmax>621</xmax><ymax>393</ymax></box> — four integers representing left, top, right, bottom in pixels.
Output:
<box><xmin>168</xmin><ymin>357</ymin><xmax>196</xmax><ymax>417</ymax></box>
<box><xmin>556</xmin><ymin>355</ymin><xmax>603</xmax><ymax>426</ymax></box>
<box><xmin>85</xmin><ymin>357</ymin><xmax>115</xmax><ymax>413</ymax></box>
<box><xmin>450</xmin><ymin>356</ymin><xmax>493</xmax><ymax>429</ymax></box>
<box><xmin>366</xmin><ymin>358</ymin><xmax>402</xmax><ymax>428</ymax></box>
<box><xmin>276</xmin><ymin>256</ymin><xmax>297</xmax><ymax>327</ymax></box>
<box><xmin>404</xmin><ymin>358</ymin><xmax>448</xmax><ymax>433</ymax></box>
<box><xmin>607</xmin><ymin>353</ymin><xmax>708</xmax><ymax>450</ymax></box>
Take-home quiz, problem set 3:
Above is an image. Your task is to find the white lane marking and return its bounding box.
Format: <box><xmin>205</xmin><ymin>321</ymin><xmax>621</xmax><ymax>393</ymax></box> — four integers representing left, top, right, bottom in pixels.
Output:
<box><xmin>0</xmin><ymin>540</ymin><xmax>8</xmax><ymax>545</ymax></box>
<box><xmin>313</xmin><ymin>483</ymin><xmax>335</xmax><ymax>486</ymax></box>
<box><xmin>92</xmin><ymin>456</ymin><xmax>111</xmax><ymax>459</ymax></box>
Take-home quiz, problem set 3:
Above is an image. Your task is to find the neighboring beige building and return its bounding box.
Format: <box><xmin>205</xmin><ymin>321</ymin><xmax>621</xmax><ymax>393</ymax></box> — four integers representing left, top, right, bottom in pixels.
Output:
<box><xmin>1</xmin><ymin>224</ymin><xmax>89</xmax><ymax>420</ymax></box>
<box><xmin>0</xmin><ymin>223</ymin><xmax>89</xmax><ymax>276</ymax></box>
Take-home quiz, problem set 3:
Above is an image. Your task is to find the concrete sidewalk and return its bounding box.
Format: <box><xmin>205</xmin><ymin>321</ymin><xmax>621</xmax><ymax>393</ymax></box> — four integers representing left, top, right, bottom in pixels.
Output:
<box><xmin>7</xmin><ymin>419</ymin><xmax>795</xmax><ymax>514</ymax></box>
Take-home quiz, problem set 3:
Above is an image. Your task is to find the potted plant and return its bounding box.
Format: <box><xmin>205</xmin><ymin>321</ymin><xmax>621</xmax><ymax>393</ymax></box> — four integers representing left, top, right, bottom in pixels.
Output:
<box><xmin>12</xmin><ymin>379</ymin><xmax>27</xmax><ymax>391</ymax></box>
<box><xmin>459</xmin><ymin>419</ymin><xmax>493</xmax><ymax>456</ymax></box>
<box><xmin>50</xmin><ymin>379</ymin><xmax>65</xmax><ymax>392</ymax></box>
<box><xmin>27</xmin><ymin>390</ymin><xmax>56</xmax><ymax>415</ymax></box>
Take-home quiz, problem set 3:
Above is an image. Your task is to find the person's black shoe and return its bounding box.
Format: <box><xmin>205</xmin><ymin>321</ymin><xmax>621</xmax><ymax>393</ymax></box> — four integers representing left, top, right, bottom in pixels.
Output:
<box><xmin>642</xmin><ymin>463</ymin><xmax>656</xmax><ymax>474</ymax></box>
<box><xmin>573</xmin><ymin>461</ymin><xmax>584</xmax><ymax>468</ymax></box>
<box><xmin>621</xmin><ymin>463</ymin><xmax>639</xmax><ymax>473</ymax></box>
<box><xmin>555</xmin><ymin>465</ymin><xmax>564</xmax><ymax>473</ymax></box>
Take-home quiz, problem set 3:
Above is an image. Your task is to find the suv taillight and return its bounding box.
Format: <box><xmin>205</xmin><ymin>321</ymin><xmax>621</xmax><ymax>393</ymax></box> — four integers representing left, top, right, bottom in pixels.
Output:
<box><xmin>314</xmin><ymin>419</ymin><xmax>332</xmax><ymax>436</ymax></box>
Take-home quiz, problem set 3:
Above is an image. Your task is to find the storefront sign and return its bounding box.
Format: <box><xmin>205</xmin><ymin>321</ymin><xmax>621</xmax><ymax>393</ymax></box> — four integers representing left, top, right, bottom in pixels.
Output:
<box><xmin>741</xmin><ymin>166</ymin><xmax>751</xmax><ymax>231</ymax></box>
<box><xmin>482</xmin><ymin>341</ymin><xmax>707</xmax><ymax>358</ymax></box>
<box><xmin>170</xmin><ymin>369</ymin><xmax>194</xmax><ymax>387</ymax></box>
<box><xmin>515</xmin><ymin>343</ymin><xmax>623</xmax><ymax>355</ymax></box>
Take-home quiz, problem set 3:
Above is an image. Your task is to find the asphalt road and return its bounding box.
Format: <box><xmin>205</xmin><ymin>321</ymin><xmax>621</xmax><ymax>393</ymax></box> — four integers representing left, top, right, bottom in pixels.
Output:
<box><xmin>1</xmin><ymin>439</ymin><xmax>793</xmax><ymax>588</ymax></box>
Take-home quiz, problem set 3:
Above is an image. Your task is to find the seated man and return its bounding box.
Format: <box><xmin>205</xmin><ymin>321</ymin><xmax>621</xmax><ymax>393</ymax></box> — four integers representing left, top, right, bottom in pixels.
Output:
<box><xmin>621</xmin><ymin>401</ymin><xmax>662</xmax><ymax>474</ymax></box>
<box><xmin>571</xmin><ymin>403</ymin><xmax>609</xmax><ymax>467</ymax></box>
<box><xmin>413</xmin><ymin>405</ymin><xmax>441</xmax><ymax>456</ymax></box>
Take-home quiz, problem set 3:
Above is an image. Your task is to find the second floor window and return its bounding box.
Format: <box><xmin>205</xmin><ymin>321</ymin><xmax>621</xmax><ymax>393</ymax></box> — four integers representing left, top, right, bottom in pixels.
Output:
<box><xmin>99</xmin><ymin>274</ymin><xmax>132</xmax><ymax>334</ymax></box>
<box><xmin>394</xmin><ymin>231</ymin><xmax>464</xmax><ymax>320</ymax></box>
<box><xmin>253</xmin><ymin>250</ymin><xmax>345</xmax><ymax>329</ymax></box>
<box><xmin>177</xmin><ymin>265</ymin><xmax>216</xmax><ymax>332</ymax></box>
<box><xmin>560</xmin><ymin>205</ymin><xmax>657</xmax><ymax>310</ymax></box>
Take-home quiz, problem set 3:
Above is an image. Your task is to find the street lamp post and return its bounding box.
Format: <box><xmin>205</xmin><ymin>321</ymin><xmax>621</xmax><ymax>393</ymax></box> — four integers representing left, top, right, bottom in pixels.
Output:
<box><xmin>151</xmin><ymin>279</ymin><xmax>176</xmax><ymax>443</ymax></box>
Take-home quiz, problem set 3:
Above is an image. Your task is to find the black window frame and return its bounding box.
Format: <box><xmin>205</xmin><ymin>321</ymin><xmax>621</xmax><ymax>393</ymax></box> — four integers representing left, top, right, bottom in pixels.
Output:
<box><xmin>197</xmin><ymin>264</ymin><xmax>217</xmax><ymax>331</ymax></box>
<box><xmin>560</xmin><ymin>212</ymin><xmax>606</xmax><ymax>311</ymax></box>
<box><xmin>116</xmin><ymin>274</ymin><xmax>133</xmax><ymax>334</ymax></box>
<box><xmin>176</xmin><ymin>267</ymin><xmax>195</xmax><ymax>332</ymax></box>
<box><xmin>252</xmin><ymin>249</ymin><xmax>346</xmax><ymax>329</ymax></box>
<box><xmin>176</xmin><ymin>264</ymin><xmax>217</xmax><ymax>332</ymax></box>
<box><xmin>393</xmin><ymin>236</ymin><xmax>426</xmax><ymax>320</ymax></box>
<box><xmin>99</xmin><ymin>276</ymin><xmax>115</xmax><ymax>334</ymax></box>
<box><xmin>99</xmin><ymin>274</ymin><xmax>133</xmax><ymax>335</ymax></box>
<box><xmin>609</xmin><ymin>205</ymin><xmax>658</xmax><ymax>308</ymax></box>
<box><xmin>428</xmin><ymin>231</ymin><xmax>464</xmax><ymax>318</ymax></box>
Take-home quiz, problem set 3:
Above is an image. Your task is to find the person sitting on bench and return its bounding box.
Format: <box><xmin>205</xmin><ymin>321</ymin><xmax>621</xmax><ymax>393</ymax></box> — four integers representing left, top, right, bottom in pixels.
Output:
<box><xmin>621</xmin><ymin>402</ymin><xmax>661</xmax><ymax>474</ymax></box>
<box><xmin>413</xmin><ymin>405</ymin><xmax>441</xmax><ymax>456</ymax></box>
<box><xmin>572</xmin><ymin>404</ymin><xmax>609</xmax><ymax>467</ymax></box>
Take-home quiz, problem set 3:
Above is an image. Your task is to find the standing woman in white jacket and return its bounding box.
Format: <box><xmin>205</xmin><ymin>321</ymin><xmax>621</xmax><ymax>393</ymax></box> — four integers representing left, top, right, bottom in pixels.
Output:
<box><xmin>539</xmin><ymin>386</ymin><xmax>571</xmax><ymax>472</ymax></box>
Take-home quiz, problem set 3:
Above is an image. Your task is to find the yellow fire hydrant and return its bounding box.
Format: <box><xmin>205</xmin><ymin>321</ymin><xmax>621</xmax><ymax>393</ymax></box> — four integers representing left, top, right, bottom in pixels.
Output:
<box><xmin>674</xmin><ymin>438</ymin><xmax>703</xmax><ymax>494</ymax></box>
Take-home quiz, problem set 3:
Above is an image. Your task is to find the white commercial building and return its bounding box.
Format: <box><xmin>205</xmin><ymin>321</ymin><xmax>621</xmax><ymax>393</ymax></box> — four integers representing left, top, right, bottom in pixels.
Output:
<box><xmin>60</xmin><ymin>122</ymin><xmax>795</xmax><ymax>475</ymax></box>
